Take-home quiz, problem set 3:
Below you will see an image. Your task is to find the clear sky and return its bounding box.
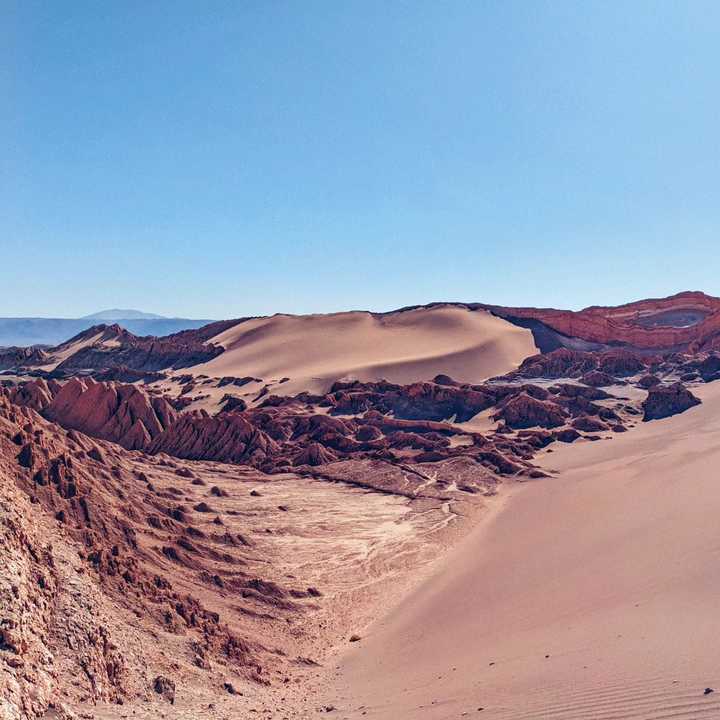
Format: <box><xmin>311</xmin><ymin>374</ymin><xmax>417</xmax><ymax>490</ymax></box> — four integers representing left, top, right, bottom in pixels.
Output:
<box><xmin>3</xmin><ymin>1</ymin><xmax>720</xmax><ymax>318</ymax></box>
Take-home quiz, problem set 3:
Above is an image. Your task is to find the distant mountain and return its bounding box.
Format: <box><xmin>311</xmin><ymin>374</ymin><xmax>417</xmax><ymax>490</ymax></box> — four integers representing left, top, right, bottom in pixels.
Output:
<box><xmin>82</xmin><ymin>309</ymin><xmax>167</xmax><ymax>320</ymax></box>
<box><xmin>0</xmin><ymin>317</ymin><xmax>215</xmax><ymax>347</ymax></box>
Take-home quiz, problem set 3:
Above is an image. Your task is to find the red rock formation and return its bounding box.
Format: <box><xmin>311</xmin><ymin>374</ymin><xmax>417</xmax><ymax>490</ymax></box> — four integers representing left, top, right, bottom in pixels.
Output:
<box><xmin>571</xmin><ymin>416</ymin><xmax>609</xmax><ymax>432</ymax></box>
<box><xmin>0</xmin><ymin>391</ymin><xmax>277</xmax><ymax>717</ymax></box>
<box><xmin>8</xmin><ymin>377</ymin><xmax>59</xmax><ymax>411</ymax></box>
<box><xmin>512</xmin><ymin>348</ymin><xmax>649</xmax><ymax>380</ymax></box>
<box><xmin>493</xmin><ymin>393</ymin><xmax>567</xmax><ymax>429</ymax></box>
<box><xmin>148</xmin><ymin>411</ymin><xmax>279</xmax><ymax>464</ymax></box>
<box><xmin>12</xmin><ymin>370</ymin><xmax>648</xmax><ymax>479</ymax></box>
<box><xmin>294</xmin><ymin>442</ymin><xmax>338</xmax><ymax>466</ymax></box>
<box><xmin>52</xmin><ymin>323</ymin><xmax>226</xmax><ymax>372</ymax></box>
<box><xmin>642</xmin><ymin>382</ymin><xmax>701</xmax><ymax>421</ymax></box>
<box><xmin>579</xmin><ymin>370</ymin><xmax>619</xmax><ymax>387</ymax></box>
<box><xmin>0</xmin><ymin>345</ymin><xmax>48</xmax><ymax>370</ymax></box>
<box><xmin>10</xmin><ymin>378</ymin><xmax>176</xmax><ymax>450</ymax></box>
<box><xmin>484</xmin><ymin>291</ymin><xmax>720</xmax><ymax>351</ymax></box>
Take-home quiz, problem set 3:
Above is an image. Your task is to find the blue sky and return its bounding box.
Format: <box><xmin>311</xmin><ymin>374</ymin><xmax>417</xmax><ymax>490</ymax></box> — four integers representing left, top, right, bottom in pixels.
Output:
<box><xmin>3</xmin><ymin>1</ymin><xmax>720</xmax><ymax>318</ymax></box>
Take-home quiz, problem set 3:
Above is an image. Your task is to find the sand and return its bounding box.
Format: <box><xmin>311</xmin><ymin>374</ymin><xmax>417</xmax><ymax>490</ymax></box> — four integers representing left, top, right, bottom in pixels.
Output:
<box><xmin>192</xmin><ymin>306</ymin><xmax>536</xmax><ymax>396</ymax></box>
<box><xmin>38</xmin><ymin>328</ymin><xmax>107</xmax><ymax>371</ymax></box>
<box><xmin>327</xmin><ymin>381</ymin><xmax>720</xmax><ymax>719</ymax></box>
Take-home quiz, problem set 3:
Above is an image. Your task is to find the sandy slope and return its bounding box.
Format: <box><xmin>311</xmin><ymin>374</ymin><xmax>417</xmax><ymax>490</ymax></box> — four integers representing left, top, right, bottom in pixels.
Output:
<box><xmin>38</xmin><ymin>329</ymin><xmax>107</xmax><ymax>371</ymax></box>
<box><xmin>192</xmin><ymin>307</ymin><xmax>536</xmax><ymax>395</ymax></box>
<box><xmin>328</xmin><ymin>382</ymin><xmax>720</xmax><ymax>719</ymax></box>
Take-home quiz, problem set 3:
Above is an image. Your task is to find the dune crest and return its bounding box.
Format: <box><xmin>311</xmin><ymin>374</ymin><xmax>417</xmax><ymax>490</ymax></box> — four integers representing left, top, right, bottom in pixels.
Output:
<box><xmin>195</xmin><ymin>307</ymin><xmax>537</xmax><ymax>395</ymax></box>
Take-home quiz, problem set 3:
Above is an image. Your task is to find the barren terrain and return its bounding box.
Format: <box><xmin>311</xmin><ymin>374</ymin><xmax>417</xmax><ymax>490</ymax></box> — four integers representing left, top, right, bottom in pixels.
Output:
<box><xmin>3</xmin><ymin>291</ymin><xmax>720</xmax><ymax>720</ymax></box>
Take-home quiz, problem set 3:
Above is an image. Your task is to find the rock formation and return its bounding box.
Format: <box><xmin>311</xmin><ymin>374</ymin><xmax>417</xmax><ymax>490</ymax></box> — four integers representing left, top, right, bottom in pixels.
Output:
<box><xmin>9</xmin><ymin>378</ymin><xmax>177</xmax><ymax>450</ymax></box>
<box><xmin>48</xmin><ymin>323</ymin><xmax>227</xmax><ymax>373</ymax></box>
<box><xmin>642</xmin><ymin>382</ymin><xmax>702</xmax><ymax>421</ymax></box>
<box><xmin>483</xmin><ymin>291</ymin><xmax>720</xmax><ymax>351</ymax></box>
<box><xmin>0</xmin><ymin>392</ymin><xmax>278</xmax><ymax>717</ymax></box>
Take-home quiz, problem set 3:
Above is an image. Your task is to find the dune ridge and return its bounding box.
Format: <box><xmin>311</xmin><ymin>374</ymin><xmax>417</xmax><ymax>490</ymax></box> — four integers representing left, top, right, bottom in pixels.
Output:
<box><xmin>195</xmin><ymin>306</ymin><xmax>537</xmax><ymax>395</ymax></box>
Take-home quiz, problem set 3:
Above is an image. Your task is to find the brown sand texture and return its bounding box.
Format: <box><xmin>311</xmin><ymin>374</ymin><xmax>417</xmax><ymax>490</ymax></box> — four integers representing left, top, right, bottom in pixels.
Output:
<box><xmin>329</xmin><ymin>381</ymin><xmax>720</xmax><ymax>719</ymax></box>
<box><xmin>194</xmin><ymin>306</ymin><xmax>536</xmax><ymax>395</ymax></box>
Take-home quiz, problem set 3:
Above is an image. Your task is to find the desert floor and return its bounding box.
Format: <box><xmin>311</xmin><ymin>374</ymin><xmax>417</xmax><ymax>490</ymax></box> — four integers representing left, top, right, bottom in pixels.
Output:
<box><xmin>323</xmin><ymin>382</ymin><xmax>720</xmax><ymax>719</ymax></box>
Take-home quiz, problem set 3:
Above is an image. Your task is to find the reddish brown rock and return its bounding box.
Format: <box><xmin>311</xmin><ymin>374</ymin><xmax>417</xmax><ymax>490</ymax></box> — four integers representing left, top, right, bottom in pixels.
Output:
<box><xmin>484</xmin><ymin>291</ymin><xmax>720</xmax><ymax>351</ymax></box>
<box><xmin>294</xmin><ymin>442</ymin><xmax>338</xmax><ymax>467</ymax></box>
<box><xmin>12</xmin><ymin>378</ymin><xmax>177</xmax><ymax>451</ymax></box>
<box><xmin>0</xmin><ymin>345</ymin><xmax>48</xmax><ymax>371</ymax></box>
<box><xmin>572</xmin><ymin>416</ymin><xmax>609</xmax><ymax>433</ymax></box>
<box><xmin>493</xmin><ymin>393</ymin><xmax>566</xmax><ymax>429</ymax></box>
<box><xmin>579</xmin><ymin>370</ymin><xmax>619</xmax><ymax>387</ymax></box>
<box><xmin>52</xmin><ymin>323</ymin><xmax>229</xmax><ymax>373</ymax></box>
<box><xmin>148</xmin><ymin>412</ymin><xmax>279</xmax><ymax>464</ymax></box>
<box><xmin>642</xmin><ymin>383</ymin><xmax>701</xmax><ymax>421</ymax></box>
<box><xmin>513</xmin><ymin>348</ymin><xmax>648</xmax><ymax>381</ymax></box>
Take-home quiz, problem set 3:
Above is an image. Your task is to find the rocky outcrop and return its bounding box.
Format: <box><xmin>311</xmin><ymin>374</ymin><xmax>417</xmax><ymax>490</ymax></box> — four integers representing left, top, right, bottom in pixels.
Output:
<box><xmin>148</xmin><ymin>412</ymin><xmax>279</xmax><ymax>464</ymax></box>
<box><xmin>0</xmin><ymin>393</ymin><xmax>270</xmax><ymax>717</ymax></box>
<box><xmin>642</xmin><ymin>383</ymin><xmax>701</xmax><ymax>421</ymax></box>
<box><xmin>637</xmin><ymin>374</ymin><xmax>661</xmax><ymax>389</ymax></box>
<box><xmin>484</xmin><ymin>291</ymin><xmax>720</xmax><ymax>351</ymax></box>
<box><xmin>326</xmin><ymin>378</ymin><xmax>497</xmax><ymax>422</ymax></box>
<box><xmin>10</xmin><ymin>369</ymin><xmax>647</xmax><ymax>478</ymax></box>
<box><xmin>52</xmin><ymin>324</ymin><xmax>225</xmax><ymax>373</ymax></box>
<box><xmin>92</xmin><ymin>365</ymin><xmax>168</xmax><ymax>384</ymax></box>
<box><xmin>679</xmin><ymin>353</ymin><xmax>720</xmax><ymax>383</ymax></box>
<box><xmin>579</xmin><ymin>370</ymin><xmax>619</xmax><ymax>387</ymax></box>
<box><xmin>493</xmin><ymin>393</ymin><xmax>566</xmax><ymax>429</ymax></box>
<box><xmin>512</xmin><ymin>348</ymin><xmax>649</xmax><ymax>380</ymax></box>
<box><xmin>0</xmin><ymin>346</ymin><xmax>48</xmax><ymax>371</ymax></box>
<box><xmin>8</xmin><ymin>377</ymin><xmax>59</xmax><ymax>411</ymax></box>
<box><xmin>10</xmin><ymin>378</ymin><xmax>177</xmax><ymax>450</ymax></box>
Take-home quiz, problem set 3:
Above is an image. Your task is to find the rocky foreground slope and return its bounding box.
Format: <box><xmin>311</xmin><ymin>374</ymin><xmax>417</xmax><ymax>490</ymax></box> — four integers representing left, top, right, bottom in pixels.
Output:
<box><xmin>0</xmin><ymin>392</ymin><xmax>312</xmax><ymax>718</ymax></box>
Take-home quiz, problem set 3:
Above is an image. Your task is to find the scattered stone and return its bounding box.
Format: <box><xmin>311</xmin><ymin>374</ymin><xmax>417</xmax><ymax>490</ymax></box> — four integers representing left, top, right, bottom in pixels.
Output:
<box><xmin>153</xmin><ymin>676</ymin><xmax>175</xmax><ymax>704</ymax></box>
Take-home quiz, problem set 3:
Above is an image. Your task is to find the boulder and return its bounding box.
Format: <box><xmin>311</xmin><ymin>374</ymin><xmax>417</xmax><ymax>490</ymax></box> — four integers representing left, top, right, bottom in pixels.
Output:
<box><xmin>642</xmin><ymin>383</ymin><xmax>701</xmax><ymax>421</ymax></box>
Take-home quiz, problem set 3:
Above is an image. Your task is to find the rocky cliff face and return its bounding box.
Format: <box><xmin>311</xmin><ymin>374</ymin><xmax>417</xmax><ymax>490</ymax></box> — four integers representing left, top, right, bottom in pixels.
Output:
<box><xmin>484</xmin><ymin>291</ymin><xmax>720</xmax><ymax>351</ymax></box>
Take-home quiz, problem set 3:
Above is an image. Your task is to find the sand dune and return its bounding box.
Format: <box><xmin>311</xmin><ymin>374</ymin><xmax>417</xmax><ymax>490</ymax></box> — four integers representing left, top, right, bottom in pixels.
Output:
<box><xmin>330</xmin><ymin>382</ymin><xmax>720</xmax><ymax>719</ymax></box>
<box><xmin>194</xmin><ymin>306</ymin><xmax>536</xmax><ymax>395</ymax></box>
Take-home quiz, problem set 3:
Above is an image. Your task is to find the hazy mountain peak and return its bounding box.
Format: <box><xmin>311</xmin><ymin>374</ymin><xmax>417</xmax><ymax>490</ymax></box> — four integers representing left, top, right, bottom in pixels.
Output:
<box><xmin>81</xmin><ymin>309</ymin><xmax>167</xmax><ymax>320</ymax></box>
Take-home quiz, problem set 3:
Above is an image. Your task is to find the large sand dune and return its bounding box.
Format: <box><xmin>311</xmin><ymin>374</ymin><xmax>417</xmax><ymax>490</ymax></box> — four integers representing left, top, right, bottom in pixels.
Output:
<box><xmin>330</xmin><ymin>382</ymin><xmax>720</xmax><ymax>719</ymax></box>
<box><xmin>194</xmin><ymin>306</ymin><xmax>536</xmax><ymax>395</ymax></box>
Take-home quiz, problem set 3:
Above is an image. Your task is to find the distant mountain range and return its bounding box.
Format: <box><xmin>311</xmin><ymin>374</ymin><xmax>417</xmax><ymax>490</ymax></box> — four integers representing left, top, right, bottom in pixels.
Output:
<box><xmin>0</xmin><ymin>310</ymin><xmax>214</xmax><ymax>347</ymax></box>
